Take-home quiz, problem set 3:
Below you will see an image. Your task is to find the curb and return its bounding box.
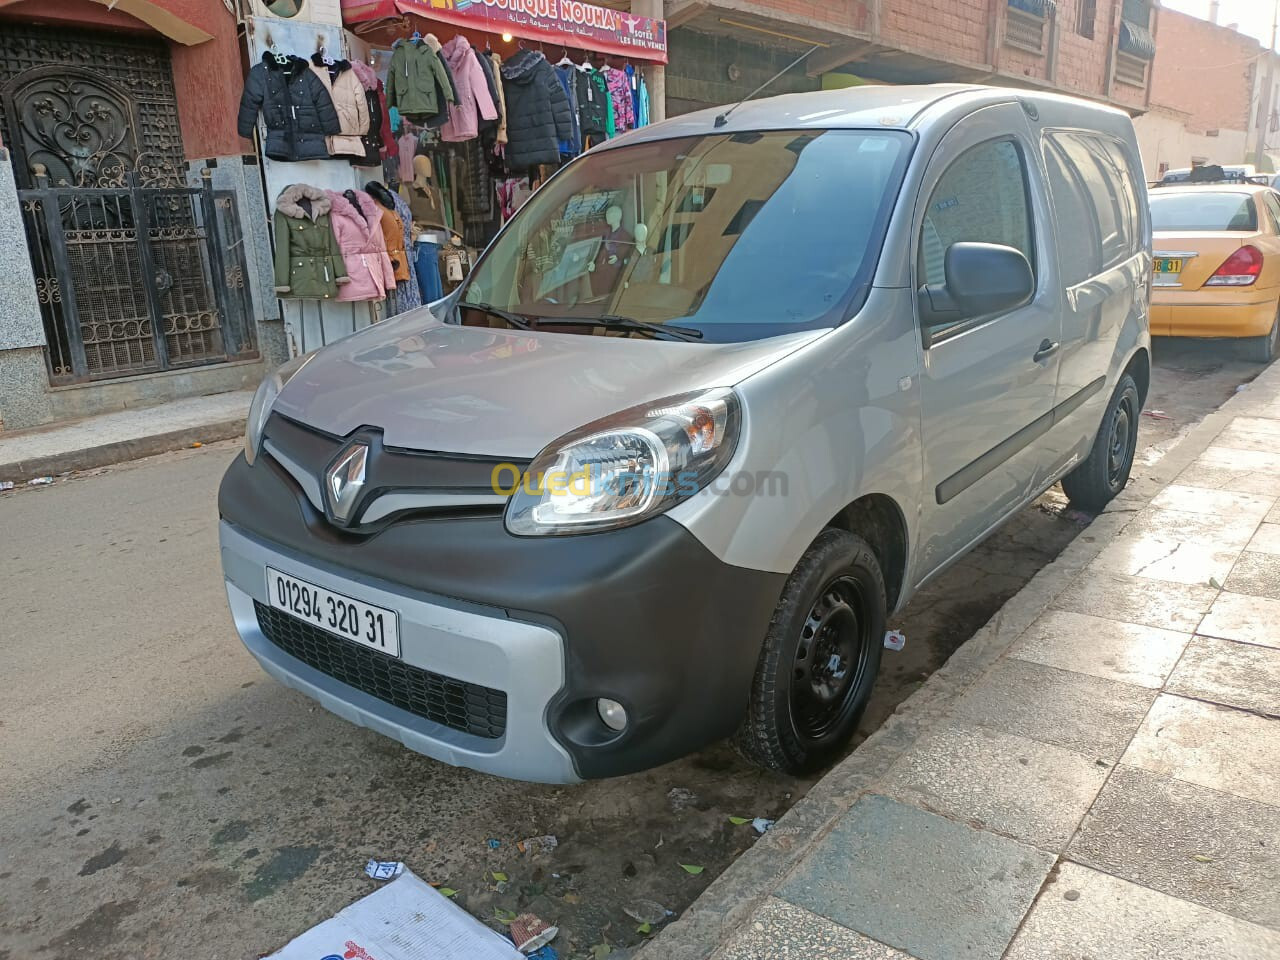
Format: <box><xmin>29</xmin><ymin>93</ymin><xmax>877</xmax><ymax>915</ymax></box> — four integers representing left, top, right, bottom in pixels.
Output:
<box><xmin>0</xmin><ymin>417</ymin><xmax>246</xmax><ymax>484</ymax></box>
<box><xmin>640</xmin><ymin>361</ymin><xmax>1279</xmax><ymax>960</ymax></box>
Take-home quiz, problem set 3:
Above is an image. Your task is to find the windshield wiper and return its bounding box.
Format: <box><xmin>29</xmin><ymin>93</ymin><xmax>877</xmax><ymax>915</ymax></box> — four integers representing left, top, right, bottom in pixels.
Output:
<box><xmin>531</xmin><ymin>315</ymin><xmax>705</xmax><ymax>342</ymax></box>
<box><xmin>460</xmin><ymin>301</ymin><xmax>534</xmax><ymax>330</ymax></box>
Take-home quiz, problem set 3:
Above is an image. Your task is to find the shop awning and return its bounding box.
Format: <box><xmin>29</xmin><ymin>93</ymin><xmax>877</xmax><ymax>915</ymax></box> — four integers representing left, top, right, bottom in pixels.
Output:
<box><xmin>342</xmin><ymin>0</ymin><xmax>667</xmax><ymax>63</ymax></box>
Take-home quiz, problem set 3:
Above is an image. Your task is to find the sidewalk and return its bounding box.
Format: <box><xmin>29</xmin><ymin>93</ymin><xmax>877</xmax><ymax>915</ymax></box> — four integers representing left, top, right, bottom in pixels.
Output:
<box><xmin>0</xmin><ymin>390</ymin><xmax>252</xmax><ymax>483</ymax></box>
<box><xmin>645</xmin><ymin>360</ymin><xmax>1280</xmax><ymax>960</ymax></box>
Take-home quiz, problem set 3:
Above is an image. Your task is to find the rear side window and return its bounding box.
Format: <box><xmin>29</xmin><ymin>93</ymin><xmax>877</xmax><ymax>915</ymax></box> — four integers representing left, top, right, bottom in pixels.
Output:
<box><xmin>919</xmin><ymin>139</ymin><xmax>1034</xmax><ymax>287</ymax></box>
<box><xmin>1043</xmin><ymin>131</ymin><xmax>1141</xmax><ymax>283</ymax></box>
<box><xmin>1149</xmin><ymin>193</ymin><xmax>1258</xmax><ymax>232</ymax></box>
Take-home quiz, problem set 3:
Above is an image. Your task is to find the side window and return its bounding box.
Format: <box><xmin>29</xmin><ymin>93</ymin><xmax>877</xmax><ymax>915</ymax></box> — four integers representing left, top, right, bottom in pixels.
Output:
<box><xmin>919</xmin><ymin>139</ymin><xmax>1034</xmax><ymax>289</ymax></box>
<box><xmin>1044</xmin><ymin>131</ymin><xmax>1140</xmax><ymax>282</ymax></box>
<box><xmin>1262</xmin><ymin>192</ymin><xmax>1280</xmax><ymax>232</ymax></box>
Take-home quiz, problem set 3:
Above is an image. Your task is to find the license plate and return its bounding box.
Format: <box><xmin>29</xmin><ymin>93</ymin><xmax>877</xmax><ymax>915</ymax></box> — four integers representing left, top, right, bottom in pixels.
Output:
<box><xmin>266</xmin><ymin>567</ymin><xmax>400</xmax><ymax>658</ymax></box>
<box><xmin>1154</xmin><ymin>258</ymin><xmax>1184</xmax><ymax>273</ymax></box>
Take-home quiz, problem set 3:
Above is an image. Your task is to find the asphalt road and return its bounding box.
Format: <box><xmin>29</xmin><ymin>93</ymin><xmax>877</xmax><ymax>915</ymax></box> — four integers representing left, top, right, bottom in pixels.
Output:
<box><xmin>0</xmin><ymin>338</ymin><xmax>1261</xmax><ymax>960</ymax></box>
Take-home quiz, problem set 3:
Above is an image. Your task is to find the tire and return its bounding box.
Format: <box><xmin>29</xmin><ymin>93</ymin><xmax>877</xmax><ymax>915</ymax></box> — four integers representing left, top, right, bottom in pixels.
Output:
<box><xmin>735</xmin><ymin>529</ymin><xmax>886</xmax><ymax>775</ymax></box>
<box><xmin>1242</xmin><ymin>313</ymin><xmax>1278</xmax><ymax>364</ymax></box>
<box><xmin>1060</xmin><ymin>372</ymin><xmax>1140</xmax><ymax>512</ymax></box>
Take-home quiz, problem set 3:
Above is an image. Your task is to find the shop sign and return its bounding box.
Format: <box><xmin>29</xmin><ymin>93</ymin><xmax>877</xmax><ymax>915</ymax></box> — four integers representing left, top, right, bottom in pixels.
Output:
<box><xmin>342</xmin><ymin>0</ymin><xmax>668</xmax><ymax>62</ymax></box>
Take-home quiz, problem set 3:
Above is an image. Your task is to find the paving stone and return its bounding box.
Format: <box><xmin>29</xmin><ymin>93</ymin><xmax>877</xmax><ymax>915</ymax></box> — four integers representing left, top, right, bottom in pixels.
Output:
<box><xmin>1150</xmin><ymin>484</ymin><xmax>1275</xmax><ymax>520</ymax></box>
<box><xmin>1121</xmin><ymin>504</ymin><xmax>1261</xmax><ymax>549</ymax></box>
<box><xmin>880</xmin><ymin>721</ymin><xmax>1109</xmax><ymax>850</ymax></box>
<box><xmin>1175</xmin><ymin>460</ymin><xmax>1280</xmax><ymax>497</ymax></box>
<box><xmin>1122</xmin><ymin>694</ymin><xmax>1280</xmax><ymax>808</ymax></box>
<box><xmin>1199</xmin><ymin>591</ymin><xmax>1280</xmax><ymax>649</ymax></box>
<box><xmin>1225</xmin><ymin>551</ymin><xmax>1280</xmax><ymax>600</ymax></box>
<box><xmin>1007</xmin><ymin>609</ymin><xmax>1189</xmax><ymax>688</ymax></box>
<box><xmin>1249</xmin><ymin>522</ymin><xmax>1280</xmax><ymax>555</ymax></box>
<box><xmin>1221</xmin><ymin>415</ymin><xmax>1280</xmax><ymax>444</ymax></box>
<box><xmin>1091</xmin><ymin>533</ymin><xmax>1239</xmax><ymax>586</ymax></box>
<box><xmin>720</xmin><ymin>898</ymin><xmax>917</xmax><ymax>960</ymax></box>
<box><xmin>1166</xmin><ymin>635</ymin><xmax>1280</xmax><ymax>717</ymax></box>
<box><xmin>1069</xmin><ymin>765</ymin><xmax>1280</xmax><ymax>929</ymax></box>
<box><xmin>1005</xmin><ymin>860</ymin><xmax>1280</xmax><ymax>960</ymax></box>
<box><xmin>777</xmin><ymin>794</ymin><xmax>1052</xmax><ymax>960</ymax></box>
<box><xmin>1270</xmin><ymin>501</ymin><xmax>1280</xmax><ymax>524</ymax></box>
<box><xmin>950</xmin><ymin>657</ymin><xmax>1153</xmax><ymax>760</ymax></box>
<box><xmin>1052</xmin><ymin>569</ymin><xmax>1216</xmax><ymax>633</ymax></box>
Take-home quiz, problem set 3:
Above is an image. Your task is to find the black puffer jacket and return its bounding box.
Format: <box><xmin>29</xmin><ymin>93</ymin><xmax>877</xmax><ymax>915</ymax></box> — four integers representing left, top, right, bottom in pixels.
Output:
<box><xmin>238</xmin><ymin>53</ymin><xmax>340</xmax><ymax>162</ymax></box>
<box><xmin>500</xmin><ymin>50</ymin><xmax>573</xmax><ymax>172</ymax></box>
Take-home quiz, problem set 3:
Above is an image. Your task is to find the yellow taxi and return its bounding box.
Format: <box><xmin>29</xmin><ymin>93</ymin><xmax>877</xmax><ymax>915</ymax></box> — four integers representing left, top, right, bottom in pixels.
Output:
<box><xmin>1150</xmin><ymin>182</ymin><xmax>1280</xmax><ymax>362</ymax></box>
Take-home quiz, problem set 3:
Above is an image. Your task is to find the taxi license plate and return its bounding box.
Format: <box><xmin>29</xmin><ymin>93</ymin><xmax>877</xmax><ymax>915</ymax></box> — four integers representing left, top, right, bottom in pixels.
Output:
<box><xmin>266</xmin><ymin>567</ymin><xmax>400</xmax><ymax>658</ymax></box>
<box><xmin>1155</xmin><ymin>258</ymin><xmax>1184</xmax><ymax>273</ymax></box>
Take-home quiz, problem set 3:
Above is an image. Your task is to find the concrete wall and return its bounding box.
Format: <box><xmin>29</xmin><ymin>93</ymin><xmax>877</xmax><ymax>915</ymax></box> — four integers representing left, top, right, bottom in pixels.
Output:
<box><xmin>1134</xmin><ymin>107</ymin><xmax>1249</xmax><ymax>181</ymax></box>
<box><xmin>1148</xmin><ymin>9</ymin><xmax>1258</xmax><ymax>139</ymax></box>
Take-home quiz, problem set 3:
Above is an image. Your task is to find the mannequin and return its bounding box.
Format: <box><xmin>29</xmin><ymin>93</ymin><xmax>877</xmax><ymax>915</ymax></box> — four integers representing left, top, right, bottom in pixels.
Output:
<box><xmin>592</xmin><ymin>204</ymin><xmax>632</xmax><ymax>290</ymax></box>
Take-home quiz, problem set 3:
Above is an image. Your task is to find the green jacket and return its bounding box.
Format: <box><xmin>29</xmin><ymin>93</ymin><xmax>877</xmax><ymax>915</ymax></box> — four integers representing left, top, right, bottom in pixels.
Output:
<box><xmin>272</xmin><ymin>184</ymin><xmax>349</xmax><ymax>300</ymax></box>
<box><xmin>386</xmin><ymin>39</ymin><xmax>456</xmax><ymax>118</ymax></box>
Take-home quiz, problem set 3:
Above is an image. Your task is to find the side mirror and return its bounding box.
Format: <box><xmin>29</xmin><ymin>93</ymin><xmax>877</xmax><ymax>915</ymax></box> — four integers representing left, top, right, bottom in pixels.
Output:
<box><xmin>920</xmin><ymin>242</ymin><xmax>1034</xmax><ymax>327</ymax></box>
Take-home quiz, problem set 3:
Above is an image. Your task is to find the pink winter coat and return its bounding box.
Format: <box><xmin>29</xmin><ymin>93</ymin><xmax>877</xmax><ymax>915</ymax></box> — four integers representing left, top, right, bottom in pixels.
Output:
<box><xmin>440</xmin><ymin>35</ymin><xmax>497</xmax><ymax>143</ymax></box>
<box><xmin>324</xmin><ymin>189</ymin><xmax>396</xmax><ymax>302</ymax></box>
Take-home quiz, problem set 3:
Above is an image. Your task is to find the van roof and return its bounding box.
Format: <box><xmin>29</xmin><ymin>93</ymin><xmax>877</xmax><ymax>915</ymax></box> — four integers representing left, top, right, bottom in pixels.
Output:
<box><xmin>603</xmin><ymin>83</ymin><xmax>1132</xmax><ymax>148</ymax></box>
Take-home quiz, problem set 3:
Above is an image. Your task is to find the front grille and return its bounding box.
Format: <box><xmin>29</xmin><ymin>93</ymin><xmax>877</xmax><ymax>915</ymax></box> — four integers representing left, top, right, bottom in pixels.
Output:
<box><xmin>255</xmin><ymin>602</ymin><xmax>508</xmax><ymax>739</ymax></box>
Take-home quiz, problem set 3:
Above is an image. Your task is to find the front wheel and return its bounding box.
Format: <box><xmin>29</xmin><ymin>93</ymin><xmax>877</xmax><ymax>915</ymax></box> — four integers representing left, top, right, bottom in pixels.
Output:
<box><xmin>1060</xmin><ymin>372</ymin><xmax>1140</xmax><ymax>512</ymax></box>
<box><xmin>735</xmin><ymin>529</ymin><xmax>885</xmax><ymax>775</ymax></box>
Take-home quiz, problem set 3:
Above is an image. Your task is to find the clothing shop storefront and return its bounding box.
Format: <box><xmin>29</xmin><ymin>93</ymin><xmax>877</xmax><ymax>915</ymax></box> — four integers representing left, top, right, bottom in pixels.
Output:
<box><xmin>238</xmin><ymin>0</ymin><xmax>666</xmax><ymax>356</ymax></box>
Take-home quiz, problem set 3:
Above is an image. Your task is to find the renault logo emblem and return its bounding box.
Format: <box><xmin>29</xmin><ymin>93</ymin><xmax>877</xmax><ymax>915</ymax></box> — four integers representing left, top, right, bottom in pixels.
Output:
<box><xmin>325</xmin><ymin>441</ymin><xmax>369</xmax><ymax>525</ymax></box>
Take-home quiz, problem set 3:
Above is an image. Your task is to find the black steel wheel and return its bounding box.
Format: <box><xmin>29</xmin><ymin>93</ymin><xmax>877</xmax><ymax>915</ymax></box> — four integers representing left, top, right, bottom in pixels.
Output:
<box><xmin>735</xmin><ymin>529</ymin><xmax>886</xmax><ymax>775</ymax></box>
<box><xmin>1061</xmin><ymin>372</ymin><xmax>1141</xmax><ymax>512</ymax></box>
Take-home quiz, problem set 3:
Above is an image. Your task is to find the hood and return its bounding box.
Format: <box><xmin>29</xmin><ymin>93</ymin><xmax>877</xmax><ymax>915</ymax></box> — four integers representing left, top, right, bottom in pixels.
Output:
<box><xmin>271</xmin><ymin>310</ymin><xmax>826</xmax><ymax>458</ymax></box>
<box><xmin>350</xmin><ymin>58</ymin><xmax>380</xmax><ymax>91</ymax></box>
<box><xmin>325</xmin><ymin>188</ymin><xmax>378</xmax><ymax>228</ymax></box>
<box><xmin>501</xmin><ymin>49</ymin><xmax>546</xmax><ymax>85</ymax></box>
<box><xmin>310</xmin><ymin>52</ymin><xmax>351</xmax><ymax>73</ymax></box>
<box><xmin>365</xmin><ymin>181</ymin><xmax>398</xmax><ymax>211</ymax></box>
<box><xmin>441</xmin><ymin>34</ymin><xmax>471</xmax><ymax>69</ymax></box>
<box><xmin>261</xmin><ymin>52</ymin><xmax>309</xmax><ymax>78</ymax></box>
<box><xmin>276</xmin><ymin>183</ymin><xmax>331</xmax><ymax>221</ymax></box>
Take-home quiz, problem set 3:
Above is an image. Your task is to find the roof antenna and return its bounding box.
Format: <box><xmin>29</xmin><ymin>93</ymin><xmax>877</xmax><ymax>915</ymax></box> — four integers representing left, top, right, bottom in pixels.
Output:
<box><xmin>715</xmin><ymin>44</ymin><xmax>821</xmax><ymax>128</ymax></box>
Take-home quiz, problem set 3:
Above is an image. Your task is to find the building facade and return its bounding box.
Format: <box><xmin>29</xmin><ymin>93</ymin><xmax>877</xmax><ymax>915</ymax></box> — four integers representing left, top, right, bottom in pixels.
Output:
<box><xmin>1133</xmin><ymin>6</ymin><xmax>1262</xmax><ymax>181</ymax></box>
<box><xmin>655</xmin><ymin>0</ymin><xmax>1157</xmax><ymax>118</ymax></box>
<box><xmin>0</xmin><ymin>0</ymin><xmax>281</xmax><ymax>432</ymax></box>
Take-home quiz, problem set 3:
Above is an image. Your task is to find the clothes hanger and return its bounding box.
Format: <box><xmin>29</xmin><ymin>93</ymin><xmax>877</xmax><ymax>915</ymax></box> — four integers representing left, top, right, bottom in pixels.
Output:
<box><xmin>410</xmin><ymin>30</ymin><xmax>423</xmax><ymax>45</ymax></box>
<box><xmin>318</xmin><ymin>43</ymin><xmax>336</xmax><ymax>66</ymax></box>
<box><xmin>558</xmin><ymin>46</ymin><xmax>573</xmax><ymax>66</ymax></box>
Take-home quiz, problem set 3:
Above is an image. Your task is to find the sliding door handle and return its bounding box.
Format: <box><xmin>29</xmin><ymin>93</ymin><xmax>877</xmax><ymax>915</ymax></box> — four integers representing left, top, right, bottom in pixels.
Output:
<box><xmin>1033</xmin><ymin>339</ymin><xmax>1060</xmax><ymax>363</ymax></box>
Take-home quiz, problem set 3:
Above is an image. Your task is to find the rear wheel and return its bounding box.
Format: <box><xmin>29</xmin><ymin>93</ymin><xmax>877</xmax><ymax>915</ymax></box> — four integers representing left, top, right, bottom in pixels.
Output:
<box><xmin>1061</xmin><ymin>372</ymin><xmax>1140</xmax><ymax>512</ymax></box>
<box><xmin>735</xmin><ymin>529</ymin><xmax>885</xmax><ymax>775</ymax></box>
<box><xmin>1242</xmin><ymin>311</ymin><xmax>1278</xmax><ymax>364</ymax></box>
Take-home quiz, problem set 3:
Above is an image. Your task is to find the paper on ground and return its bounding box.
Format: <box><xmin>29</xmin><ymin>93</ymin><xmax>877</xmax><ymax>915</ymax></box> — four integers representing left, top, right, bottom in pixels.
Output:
<box><xmin>266</xmin><ymin>869</ymin><xmax>522</xmax><ymax>960</ymax></box>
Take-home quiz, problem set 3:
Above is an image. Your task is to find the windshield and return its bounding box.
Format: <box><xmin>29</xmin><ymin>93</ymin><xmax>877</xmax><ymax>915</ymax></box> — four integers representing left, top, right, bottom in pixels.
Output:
<box><xmin>458</xmin><ymin>129</ymin><xmax>912</xmax><ymax>343</ymax></box>
<box><xmin>1150</xmin><ymin>192</ymin><xmax>1259</xmax><ymax>232</ymax></box>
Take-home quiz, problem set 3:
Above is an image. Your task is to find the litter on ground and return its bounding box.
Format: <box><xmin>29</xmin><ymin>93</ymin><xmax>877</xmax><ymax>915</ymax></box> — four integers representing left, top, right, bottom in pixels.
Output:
<box><xmin>365</xmin><ymin>859</ymin><xmax>406</xmax><ymax>880</ymax></box>
<box><xmin>752</xmin><ymin>817</ymin><xmax>775</xmax><ymax>834</ymax></box>
<box><xmin>27</xmin><ymin>476</ymin><xmax>53</xmax><ymax>485</ymax></box>
<box><xmin>508</xmin><ymin>913</ymin><xmax>558</xmax><ymax>954</ymax></box>
<box><xmin>264</xmin><ymin>868</ymin><xmax>522</xmax><ymax>959</ymax></box>
<box><xmin>517</xmin><ymin>834</ymin><xmax>558</xmax><ymax>855</ymax></box>
<box><xmin>883</xmin><ymin>629</ymin><xmax>906</xmax><ymax>651</ymax></box>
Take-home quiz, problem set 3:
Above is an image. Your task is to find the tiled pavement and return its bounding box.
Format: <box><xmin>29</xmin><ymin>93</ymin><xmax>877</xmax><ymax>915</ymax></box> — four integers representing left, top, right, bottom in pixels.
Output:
<box><xmin>649</xmin><ymin>363</ymin><xmax>1280</xmax><ymax>960</ymax></box>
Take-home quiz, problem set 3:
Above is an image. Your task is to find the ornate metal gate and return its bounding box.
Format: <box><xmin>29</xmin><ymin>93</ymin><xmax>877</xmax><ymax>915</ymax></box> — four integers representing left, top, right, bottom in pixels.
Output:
<box><xmin>1</xmin><ymin>24</ymin><xmax>257</xmax><ymax>384</ymax></box>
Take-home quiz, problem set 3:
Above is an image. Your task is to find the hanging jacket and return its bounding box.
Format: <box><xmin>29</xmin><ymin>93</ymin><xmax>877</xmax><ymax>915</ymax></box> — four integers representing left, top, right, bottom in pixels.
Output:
<box><xmin>238</xmin><ymin>53</ymin><xmax>340</xmax><ymax>162</ymax></box>
<box><xmin>389</xmin><ymin>190</ymin><xmax>422</xmax><ymax>316</ymax></box>
<box><xmin>637</xmin><ymin>74</ymin><xmax>650</xmax><ymax>127</ymax></box>
<box><xmin>307</xmin><ymin>55</ymin><xmax>369</xmax><ymax>158</ymax></box>
<box><xmin>325</xmin><ymin>189</ymin><xmax>397</xmax><ymax>302</ymax></box>
<box><xmin>386</xmin><ymin>37</ymin><xmax>455</xmax><ymax>119</ymax></box>
<box><xmin>474</xmin><ymin>47</ymin><xmax>502</xmax><ymax>130</ymax></box>
<box><xmin>500</xmin><ymin>50</ymin><xmax>574</xmax><ymax>172</ymax></box>
<box><xmin>576</xmin><ymin>67</ymin><xmax>612</xmax><ymax>139</ymax></box>
<box><xmin>604</xmin><ymin>66</ymin><xmax>634</xmax><ymax>135</ymax></box>
<box><xmin>272</xmin><ymin>184</ymin><xmax>348</xmax><ymax>300</ymax></box>
<box><xmin>489</xmin><ymin>52</ymin><xmax>509</xmax><ymax>145</ymax></box>
<box><xmin>553</xmin><ymin>64</ymin><xmax>582</xmax><ymax>158</ymax></box>
<box><xmin>440</xmin><ymin>35</ymin><xmax>498</xmax><ymax>143</ymax></box>
<box><xmin>367</xmin><ymin>182</ymin><xmax>411</xmax><ymax>284</ymax></box>
<box><xmin>349</xmin><ymin>60</ymin><xmax>389</xmax><ymax>167</ymax></box>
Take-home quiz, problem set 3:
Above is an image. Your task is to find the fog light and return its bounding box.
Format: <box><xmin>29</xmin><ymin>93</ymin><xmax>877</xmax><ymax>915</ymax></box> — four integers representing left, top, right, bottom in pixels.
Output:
<box><xmin>597</xmin><ymin>698</ymin><xmax>628</xmax><ymax>732</ymax></box>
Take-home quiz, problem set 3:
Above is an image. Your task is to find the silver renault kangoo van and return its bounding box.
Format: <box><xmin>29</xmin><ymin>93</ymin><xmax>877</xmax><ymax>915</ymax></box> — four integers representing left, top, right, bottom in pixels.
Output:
<box><xmin>219</xmin><ymin>84</ymin><xmax>1151</xmax><ymax>782</ymax></box>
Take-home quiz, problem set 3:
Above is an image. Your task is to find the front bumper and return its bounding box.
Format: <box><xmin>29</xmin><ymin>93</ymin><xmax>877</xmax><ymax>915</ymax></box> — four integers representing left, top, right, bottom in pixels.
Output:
<box><xmin>1151</xmin><ymin>291</ymin><xmax>1277</xmax><ymax>338</ymax></box>
<box><xmin>218</xmin><ymin>450</ymin><xmax>785</xmax><ymax>781</ymax></box>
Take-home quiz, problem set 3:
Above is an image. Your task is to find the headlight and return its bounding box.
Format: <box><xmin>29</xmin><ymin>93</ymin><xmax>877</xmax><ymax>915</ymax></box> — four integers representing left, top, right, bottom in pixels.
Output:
<box><xmin>505</xmin><ymin>388</ymin><xmax>740</xmax><ymax>536</ymax></box>
<box><xmin>244</xmin><ymin>352</ymin><xmax>314</xmax><ymax>466</ymax></box>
